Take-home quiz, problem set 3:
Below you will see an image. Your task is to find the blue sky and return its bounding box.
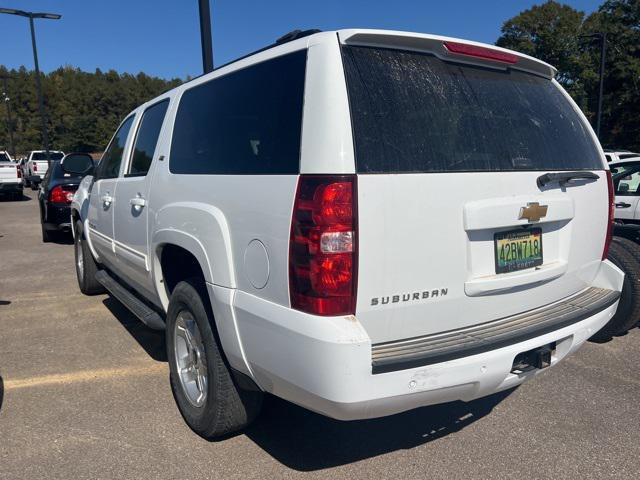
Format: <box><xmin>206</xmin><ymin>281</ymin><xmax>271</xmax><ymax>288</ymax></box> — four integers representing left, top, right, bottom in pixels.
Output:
<box><xmin>2</xmin><ymin>0</ymin><xmax>602</xmax><ymax>79</ymax></box>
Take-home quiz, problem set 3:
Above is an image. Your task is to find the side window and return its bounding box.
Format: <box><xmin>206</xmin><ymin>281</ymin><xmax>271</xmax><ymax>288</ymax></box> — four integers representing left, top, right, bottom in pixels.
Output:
<box><xmin>170</xmin><ymin>50</ymin><xmax>307</xmax><ymax>175</ymax></box>
<box><xmin>128</xmin><ymin>100</ymin><xmax>170</xmax><ymax>176</ymax></box>
<box><xmin>616</xmin><ymin>170</ymin><xmax>640</xmax><ymax>196</ymax></box>
<box><xmin>96</xmin><ymin>115</ymin><xmax>135</xmax><ymax>180</ymax></box>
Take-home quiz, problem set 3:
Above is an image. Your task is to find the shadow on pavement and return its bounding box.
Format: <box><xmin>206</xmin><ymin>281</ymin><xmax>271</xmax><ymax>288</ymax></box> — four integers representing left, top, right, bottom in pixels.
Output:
<box><xmin>99</xmin><ymin>290</ymin><xmax>513</xmax><ymax>470</ymax></box>
<box><xmin>0</xmin><ymin>376</ymin><xmax>4</xmax><ymax>413</ymax></box>
<box><xmin>46</xmin><ymin>231</ymin><xmax>74</xmax><ymax>245</ymax></box>
<box><xmin>245</xmin><ymin>388</ymin><xmax>514</xmax><ymax>471</ymax></box>
<box><xmin>102</xmin><ymin>297</ymin><xmax>167</xmax><ymax>362</ymax></box>
<box><xmin>0</xmin><ymin>193</ymin><xmax>31</xmax><ymax>202</ymax></box>
<box><xmin>0</xmin><ymin>300</ymin><xmax>10</xmax><ymax>306</ymax></box>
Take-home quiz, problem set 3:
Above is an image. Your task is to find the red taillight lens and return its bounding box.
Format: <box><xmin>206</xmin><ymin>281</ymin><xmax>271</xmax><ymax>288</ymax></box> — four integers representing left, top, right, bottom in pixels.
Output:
<box><xmin>603</xmin><ymin>170</ymin><xmax>614</xmax><ymax>260</ymax></box>
<box><xmin>16</xmin><ymin>166</ymin><xmax>22</xmax><ymax>178</ymax></box>
<box><xmin>289</xmin><ymin>175</ymin><xmax>357</xmax><ymax>316</ymax></box>
<box><xmin>49</xmin><ymin>185</ymin><xmax>75</xmax><ymax>204</ymax></box>
<box><xmin>33</xmin><ymin>163</ymin><xmax>37</xmax><ymax>172</ymax></box>
<box><xmin>443</xmin><ymin>41</ymin><xmax>518</xmax><ymax>64</ymax></box>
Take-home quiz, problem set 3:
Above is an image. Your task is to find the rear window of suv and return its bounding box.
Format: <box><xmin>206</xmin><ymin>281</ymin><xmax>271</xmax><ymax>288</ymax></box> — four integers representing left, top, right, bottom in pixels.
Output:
<box><xmin>342</xmin><ymin>46</ymin><xmax>602</xmax><ymax>173</ymax></box>
<box><xmin>32</xmin><ymin>152</ymin><xmax>64</xmax><ymax>161</ymax></box>
<box><xmin>170</xmin><ymin>50</ymin><xmax>307</xmax><ymax>175</ymax></box>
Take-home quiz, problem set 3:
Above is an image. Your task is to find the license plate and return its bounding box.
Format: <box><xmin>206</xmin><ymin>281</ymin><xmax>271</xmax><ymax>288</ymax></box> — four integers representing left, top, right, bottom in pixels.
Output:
<box><xmin>494</xmin><ymin>228</ymin><xmax>543</xmax><ymax>274</ymax></box>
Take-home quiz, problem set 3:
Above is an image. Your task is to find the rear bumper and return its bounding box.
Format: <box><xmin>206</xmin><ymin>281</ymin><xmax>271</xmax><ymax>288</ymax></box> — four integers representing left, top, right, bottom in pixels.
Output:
<box><xmin>0</xmin><ymin>182</ymin><xmax>23</xmax><ymax>193</ymax></box>
<box><xmin>371</xmin><ymin>287</ymin><xmax>619</xmax><ymax>374</ymax></box>
<box><xmin>230</xmin><ymin>260</ymin><xmax>623</xmax><ymax>421</ymax></box>
<box><xmin>43</xmin><ymin>204</ymin><xmax>72</xmax><ymax>230</ymax></box>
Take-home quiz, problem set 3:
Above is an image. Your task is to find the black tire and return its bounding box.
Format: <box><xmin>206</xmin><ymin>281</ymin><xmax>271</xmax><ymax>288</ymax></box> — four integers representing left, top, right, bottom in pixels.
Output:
<box><xmin>166</xmin><ymin>278</ymin><xmax>262</xmax><ymax>438</ymax></box>
<box><xmin>41</xmin><ymin>222</ymin><xmax>52</xmax><ymax>243</ymax></box>
<box><xmin>40</xmin><ymin>202</ymin><xmax>52</xmax><ymax>243</ymax></box>
<box><xmin>591</xmin><ymin>240</ymin><xmax>640</xmax><ymax>341</ymax></box>
<box><xmin>74</xmin><ymin>220</ymin><xmax>105</xmax><ymax>295</ymax></box>
<box><xmin>612</xmin><ymin>236</ymin><xmax>640</xmax><ymax>261</ymax></box>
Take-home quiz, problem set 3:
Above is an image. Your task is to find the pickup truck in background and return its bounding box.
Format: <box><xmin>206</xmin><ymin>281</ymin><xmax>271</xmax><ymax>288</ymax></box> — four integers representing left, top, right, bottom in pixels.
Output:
<box><xmin>0</xmin><ymin>151</ymin><xmax>23</xmax><ymax>201</ymax></box>
<box><xmin>25</xmin><ymin>150</ymin><xmax>65</xmax><ymax>188</ymax></box>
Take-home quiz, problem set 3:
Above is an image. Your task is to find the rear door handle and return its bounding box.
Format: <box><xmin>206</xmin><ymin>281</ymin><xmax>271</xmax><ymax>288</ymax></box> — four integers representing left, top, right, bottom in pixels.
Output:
<box><xmin>615</xmin><ymin>202</ymin><xmax>631</xmax><ymax>208</ymax></box>
<box><xmin>129</xmin><ymin>196</ymin><xmax>146</xmax><ymax>210</ymax></box>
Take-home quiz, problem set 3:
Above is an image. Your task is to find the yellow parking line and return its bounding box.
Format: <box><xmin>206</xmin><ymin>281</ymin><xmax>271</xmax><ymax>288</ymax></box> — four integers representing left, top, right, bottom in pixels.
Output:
<box><xmin>3</xmin><ymin>364</ymin><xmax>166</xmax><ymax>391</ymax></box>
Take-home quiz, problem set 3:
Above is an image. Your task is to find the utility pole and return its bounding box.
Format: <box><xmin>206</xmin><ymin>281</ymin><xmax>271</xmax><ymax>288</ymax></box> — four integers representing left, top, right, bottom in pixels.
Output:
<box><xmin>580</xmin><ymin>32</ymin><xmax>607</xmax><ymax>140</ymax></box>
<box><xmin>28</xmin><ymin>14</ymin><xmax>51</xmax><ymax>165</ymax></box>
<box><xmin>0</xmin><ymin>8</ymin><xmax>61</xmax><ymax>167</ymax></box>
<box><xmin>1</xmin><ymin>75</ymin><xmax>16</xmax><ymax>158</ymax></box>
<box><xmin>595</xmin><ymin>32</ymin><xmax>607</xmax><ymax>140</ymax></box>
<box><xmin>198</xmin><ymin>0</ymin><xmax>214</xmax><ymax>73</ymax></box>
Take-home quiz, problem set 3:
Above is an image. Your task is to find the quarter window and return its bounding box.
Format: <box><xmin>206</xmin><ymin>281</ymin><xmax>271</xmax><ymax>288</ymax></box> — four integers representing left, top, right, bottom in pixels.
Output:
<box><xmin>128</xmin><ymin>100</ymin><xmax>170</xmax><ymax>176</ymax></box>
<box><xmin>170</xmin><ymin>50</ymin><xmax>307</xmax><ymax>175</ymax></box>
<box><xmin>97</xmin><ymin>116</ymin><xmax>135</xmax><ymax>179</ymax></box>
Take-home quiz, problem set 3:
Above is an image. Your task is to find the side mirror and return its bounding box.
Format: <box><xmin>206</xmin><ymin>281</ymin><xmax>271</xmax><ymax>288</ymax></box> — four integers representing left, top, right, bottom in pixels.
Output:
<box><xmin>61</xmin><ymin>153</ymin><xmax>94</xmax><ymax>176</ymax></box>
<box><xmin>619</xmin><ymin>183</ymin><xmax>630</xmax><ymax>193</ymax></box>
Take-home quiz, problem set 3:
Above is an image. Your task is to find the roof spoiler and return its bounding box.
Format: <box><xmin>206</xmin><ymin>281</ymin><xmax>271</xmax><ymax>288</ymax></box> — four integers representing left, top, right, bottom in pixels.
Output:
<box><xmin>338</xmin><ymin>30</ymin><xmax>557</xmax><ymax>79</ymax></box>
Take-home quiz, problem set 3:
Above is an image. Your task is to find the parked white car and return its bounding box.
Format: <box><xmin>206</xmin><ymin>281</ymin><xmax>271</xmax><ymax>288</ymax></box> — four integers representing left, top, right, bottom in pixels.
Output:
<box><xmin>0</xmin><ymin>150</ymin><xmax>23</xmax><ymax>200</ymax></box>
<box><xmin>70</xmin><ymin>29</ymin><xmax>623</xmax><ymax>438</ymax></box>
<box><xmin>604</xmin><ymin>150</ymin><xmax>639</xmax><ymax>163</ymax></box>
<box><xmin>25</xmin><ymin>150</ymin><xmax>65</xmax><ymax>187</ymax></box>
<box><xmin>610</xmin><ymin>157</ymin><xmax>640</xmax><ymax>221</ymax></box>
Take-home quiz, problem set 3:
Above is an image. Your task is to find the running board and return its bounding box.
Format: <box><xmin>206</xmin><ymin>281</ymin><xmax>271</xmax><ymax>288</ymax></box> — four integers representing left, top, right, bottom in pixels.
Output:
<box><xmin>95</xmin><ymin>270</ymin><xmax>165</xmax><ymax>330</ymax></box>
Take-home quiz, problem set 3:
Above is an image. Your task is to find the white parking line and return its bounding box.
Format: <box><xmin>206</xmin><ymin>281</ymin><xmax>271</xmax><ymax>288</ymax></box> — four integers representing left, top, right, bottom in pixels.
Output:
<box><xmin>3</xmin><ymin>364</ymin><xmax>166</xmax><ymax>390</ymax></box>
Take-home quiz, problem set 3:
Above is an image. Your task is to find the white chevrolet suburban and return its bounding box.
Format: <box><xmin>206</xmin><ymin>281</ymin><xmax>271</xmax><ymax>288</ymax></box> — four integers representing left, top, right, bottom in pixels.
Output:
<box><xmin>69</xmin><ymin>29</ymin><xmax>624</xmax><ymax>438</ymax></box>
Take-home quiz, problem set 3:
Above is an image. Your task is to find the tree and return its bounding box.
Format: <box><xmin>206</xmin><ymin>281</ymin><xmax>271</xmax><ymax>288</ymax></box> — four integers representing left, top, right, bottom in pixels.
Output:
<box><xmin>497</xmin><ymin>0</ymin><xmax>640</xmax><ymax>151</ymax></box>
<box><xmin>583</xmin><ymin>0</ymin><xmax>640</xmax><ymax>150</ymax></box>
<box><xmin>0</xmin><ymin>65</ymin><xmax>181</xmax><ymax>154</ymax></box>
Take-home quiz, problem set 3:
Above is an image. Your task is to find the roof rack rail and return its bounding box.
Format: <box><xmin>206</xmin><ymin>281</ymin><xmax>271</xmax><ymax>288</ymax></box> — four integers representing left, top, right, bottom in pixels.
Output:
<box><xmin>276</xmin><ymin>29</ymin><xmax>322</xmax><ymax>45</ymax></box>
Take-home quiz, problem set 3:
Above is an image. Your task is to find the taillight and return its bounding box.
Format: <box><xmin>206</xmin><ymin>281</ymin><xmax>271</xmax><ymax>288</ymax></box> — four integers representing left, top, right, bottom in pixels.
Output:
<box><xmin>33</xmin><ymin>163</ymin><xmax>37</xmax><ymax>172</ymax></box>
<box><xmin>16</xmin><ymin>166</ymin><xmax>22</xmax><ymax>178</ymax></box>
<box><xmin>443</xmin><ymin>41</ymin><xmax>518</xmax><ymax>64</ymax></box>
<box><xmin>602</xmin><ymin>170</ymin><xmax>614</xmax><ymax>260</ymax></box>
<box><xmin>49</xmin><ymin>185</ymin><xmax>75</xmax><ymax>204</ymax></box>
<box><xmin>289</xmin><ymin>175</ymin><xmax>357</xmax><ymax>316</ymax></box>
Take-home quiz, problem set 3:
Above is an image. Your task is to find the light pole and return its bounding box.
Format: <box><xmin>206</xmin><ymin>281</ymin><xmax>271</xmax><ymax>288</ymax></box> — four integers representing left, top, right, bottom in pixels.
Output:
<box><xmin>580</xmin><ymin>32</ymin><xmax>607</xmax><ymax>140</ymax></box>
<box><xmin>0</xmin><ymin>75</ymin><xmax>15</xmax><ymax>158</ymax></box>
<box><xmin>198</xmin><ymin>0</ymin><xmax>214</xmax><ymax>73</ymax></box>
<box><xmin>0</xmin><ymin>8</ymin><xmax>61</xmax><ymax>166</ymax></box>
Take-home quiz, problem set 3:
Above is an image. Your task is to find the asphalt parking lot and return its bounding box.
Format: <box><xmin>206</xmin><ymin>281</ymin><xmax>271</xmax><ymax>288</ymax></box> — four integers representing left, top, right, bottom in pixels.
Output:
<box><xmin>1</xmin><ymin>190</ymin><xmax>639</xmax><ymax>480</ymax></box>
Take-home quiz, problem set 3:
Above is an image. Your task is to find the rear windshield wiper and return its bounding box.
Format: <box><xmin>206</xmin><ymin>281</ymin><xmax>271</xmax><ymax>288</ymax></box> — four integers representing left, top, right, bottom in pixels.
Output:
<box><xmin>537</xmin><ymin>171</ymin><xmax>599</xmax><ymax>188</ymax></box>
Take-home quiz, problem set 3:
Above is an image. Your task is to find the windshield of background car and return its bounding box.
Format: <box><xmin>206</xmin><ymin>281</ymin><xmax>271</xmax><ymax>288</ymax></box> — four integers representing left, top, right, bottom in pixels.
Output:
<box><xmin>612</xmin><ymin>162</ymin><xmax>640</xmax><ymax>193</ymax></box>
<box><xmin>342</xmin><ymin>45</ymin><xmax>602</xmax><ymax>173</ymax></box>
<box><xmin>51</xmin><ymin>161</ymin><xmax>84</xmax><ymax>181</ymax></box>
<box><xmin>0</xmin><ymin>153</ymin><xmax>10</xmax><ymax>162</ymax></box>
<box><xmin>32</xmin><ymin>152</ymin><xmax>64</xmax><ymax>161</ymax></box>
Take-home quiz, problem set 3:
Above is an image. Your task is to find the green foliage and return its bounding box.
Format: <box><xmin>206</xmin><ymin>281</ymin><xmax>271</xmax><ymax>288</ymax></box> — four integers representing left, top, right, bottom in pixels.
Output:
<box><xmin>0</xmin><ymin>66</ymin><xmax>181</xmax><ymax>155</ymax></box>
<box><xmin>498</xmin><ymin>0</ymin><xmax>639</xmax><ymax>151</ymax></box>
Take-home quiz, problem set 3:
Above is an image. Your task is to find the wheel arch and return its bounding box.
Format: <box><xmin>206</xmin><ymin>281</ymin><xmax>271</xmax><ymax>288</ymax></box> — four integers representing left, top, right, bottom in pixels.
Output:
<box><xmin>152</xmin><ymin>201</ymin><xmax>236</xmax><ymax>288</ymax></box>
<box><xmin>153</xmin><ymin>231</ymin><xmax>253</xmax><ymax>380</ymax></box>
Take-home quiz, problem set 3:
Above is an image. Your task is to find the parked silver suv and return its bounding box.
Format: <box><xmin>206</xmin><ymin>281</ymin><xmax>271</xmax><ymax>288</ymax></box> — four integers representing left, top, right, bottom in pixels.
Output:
<box><xmin>70</xmin><ymin>29</ymin><xmax>623</xmax><ymax>438</ymax></box>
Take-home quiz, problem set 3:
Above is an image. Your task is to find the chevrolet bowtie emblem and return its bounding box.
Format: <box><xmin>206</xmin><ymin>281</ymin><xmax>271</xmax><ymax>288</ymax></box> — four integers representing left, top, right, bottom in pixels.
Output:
<box><xmin>519</xmin><ymin>202</ymin><xmax>548</xmax><ymax>222</ymax></box>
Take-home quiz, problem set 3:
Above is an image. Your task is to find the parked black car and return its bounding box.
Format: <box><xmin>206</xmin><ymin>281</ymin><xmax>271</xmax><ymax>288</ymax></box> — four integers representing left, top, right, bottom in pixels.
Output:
<box><xmin>38</xmin><ymin>153</ymin><xmax>94</xmax><ymax>242</ymax></box>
